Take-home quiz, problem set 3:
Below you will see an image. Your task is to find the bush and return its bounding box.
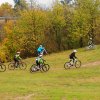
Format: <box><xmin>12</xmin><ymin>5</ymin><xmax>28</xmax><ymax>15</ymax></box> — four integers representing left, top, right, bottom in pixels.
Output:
<box><xmin>0</xmin><ymin>45</ymin><xmax>11</xmax><ymax>62</ymax></box>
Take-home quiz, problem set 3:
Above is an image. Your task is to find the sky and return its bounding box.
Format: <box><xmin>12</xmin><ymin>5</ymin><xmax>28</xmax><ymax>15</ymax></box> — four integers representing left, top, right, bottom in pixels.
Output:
<box><xmin>0</xmin><ymin>0</ymin><xmax>55</xmax><ymax>8</ymax></box>
<box><xmin>0</xmin><ymin>0</ymin><xmax>14</xmax><ymax>6</ymax></box>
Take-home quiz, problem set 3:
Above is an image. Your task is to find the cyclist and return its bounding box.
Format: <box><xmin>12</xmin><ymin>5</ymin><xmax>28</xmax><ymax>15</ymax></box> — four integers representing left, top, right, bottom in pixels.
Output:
<box><xmin>88</xmin><ymin>37</ymin><xmax>94</xmax><ymax>48</ymax></box>
<box><xmin>14</xmin><ymin>52</ymin><xmax>22</xmax><ymax>67</ymax></box>
<box><xmin>36</xmin><ymin>54</ymin><xmax>44</xmax><ymax>69</ymax></box>
<box><xmin>69</xmin><ymin>50</ymin><xmax>77</xmax><ymax>65</ymax></box>
<box><xmin>37</xmin><ymin>45</ymin><xmax>47</xmax><ymax>56</ymax></box>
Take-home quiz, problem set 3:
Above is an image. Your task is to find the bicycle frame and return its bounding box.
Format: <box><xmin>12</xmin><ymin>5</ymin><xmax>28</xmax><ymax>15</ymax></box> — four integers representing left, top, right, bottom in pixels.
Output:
<box><xmin>69</xmin><ymin>59</ymin><xmax>77</xmax><ymax>66</ymax></box>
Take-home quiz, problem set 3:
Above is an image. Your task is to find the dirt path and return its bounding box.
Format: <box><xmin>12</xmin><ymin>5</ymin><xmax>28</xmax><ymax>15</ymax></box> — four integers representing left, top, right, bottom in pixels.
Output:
<box><xmin>82</xmin><ymin>61</ymin><xmax>100</xmax><ymax>67</ymax></box>
<box><xmin>54</xmin><ymin>60</ymin><xmax>100</xmax><ymax>70</ymax></box>
<box><xmin>14</xmin><ymin>93</ymin><xmax>34</xmax><ymax>100</ymax></box>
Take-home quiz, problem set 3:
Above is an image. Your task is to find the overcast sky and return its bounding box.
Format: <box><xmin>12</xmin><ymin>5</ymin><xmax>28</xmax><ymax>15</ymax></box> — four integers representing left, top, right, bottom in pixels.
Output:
<box><xmin>0</xmin><ymin>0</ymin><xmax>56</xmax><ymax>8</ymax></box>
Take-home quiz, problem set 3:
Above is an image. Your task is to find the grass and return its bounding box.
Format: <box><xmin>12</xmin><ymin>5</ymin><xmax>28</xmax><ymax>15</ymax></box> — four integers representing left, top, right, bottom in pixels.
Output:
<box><xmin>0</xmin><ymin>45</ymin><xmax>100</xmax><ymax>100</ymax></box>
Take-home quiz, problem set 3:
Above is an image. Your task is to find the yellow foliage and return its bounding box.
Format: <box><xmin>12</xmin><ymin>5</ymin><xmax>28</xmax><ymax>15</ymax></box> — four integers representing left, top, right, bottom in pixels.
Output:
<box><xmin>0</xmin><ymin>52</ymin><xmax>6</xmax><ymax>62</ymax></box>
<box><xmin>2</xmin><ymin>38</ymin><xmax>8</xmax><ymax>44</ymax></box>
<box><xmin>0</xmin><ymin>46</ymin><xmax>9</xmax><ymax>62</ymax></box>
<box><xmin>4</xmin><ymin>20</ymin><xmax>14</xmax><ymax>35</ymax></box>
<box><xmin>0</xmin><ymin>3</ymin><xmax>13</xmax><ymax>16</ymax></box>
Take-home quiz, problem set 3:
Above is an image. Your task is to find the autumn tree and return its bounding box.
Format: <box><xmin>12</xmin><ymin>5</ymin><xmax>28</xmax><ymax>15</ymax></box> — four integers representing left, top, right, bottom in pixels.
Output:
<box><xmin>0</xmin><ymin>3</ymin><xmax>14</xmax><ymax>44</ymax></box>
<box><xmin>3</xmin><ymin>20</ymin><xmax>16</xmax><ymax>59</ymax></box>
<box><xmin>49</xmin><ymin>2</ymin><xmax>66</xmax><ymax>50</ymax></box>
<box><xmin>73</xmin><ymin>0</ymin><xmax>100</xmax><ymax>46</ymax></box>
<box><xmin>0</xmin><ymin>3</ymin><xmax>13</xmax><ymax>17</ymax></box>
<box><xmin>11</xmin><ymin>9</ymin><xmax>49</xmax><ymax>57</ymax></box>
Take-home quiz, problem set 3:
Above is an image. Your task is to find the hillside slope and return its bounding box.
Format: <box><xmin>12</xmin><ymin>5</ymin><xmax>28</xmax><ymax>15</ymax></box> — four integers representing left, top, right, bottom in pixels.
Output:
<box><xmin>0</xmin><ymin>45</ymin><xmax>100</xmax><ymax>100</ymax></box>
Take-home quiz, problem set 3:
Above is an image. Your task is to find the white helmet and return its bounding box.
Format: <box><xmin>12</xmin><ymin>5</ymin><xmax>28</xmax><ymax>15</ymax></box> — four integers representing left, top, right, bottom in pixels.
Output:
<box><xmin>17</xmin><ymin>52</ymin><xmax>20</xmax><ymax>54</ymax></box>
<box><xmin>39</xmin><ymin>54</ymin><xmax>42</xmax><ymax>57</ymax></box>
<box><xmin>73</xmin><ymin>50</ymin><xmax>77</xmax><ymax>52</ymax></box>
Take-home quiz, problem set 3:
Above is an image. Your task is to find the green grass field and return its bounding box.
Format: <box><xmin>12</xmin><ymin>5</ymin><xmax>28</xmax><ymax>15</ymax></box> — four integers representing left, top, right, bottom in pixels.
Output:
<box><xmin>0</xmin><ymin>45</ymin><xmax>100</xmax><ymax>100</ymax></box>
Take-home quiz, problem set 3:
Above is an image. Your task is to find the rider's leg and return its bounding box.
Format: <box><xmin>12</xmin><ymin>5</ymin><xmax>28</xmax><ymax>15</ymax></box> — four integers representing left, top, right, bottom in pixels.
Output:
<box><xmin>16</xmin><ymin>60</ymin><xmax>19</xmax><ymax>68</ymax></box>
<box><xmin>36</xmin><ymin>60</ymin><xmax>38</xmax><ymax>65</ymax></box>
<box><xmin>71</xmin><ymin>58</ymin><xmax>75</xmax><ymax>66</ymax></box>
<box><xmin>38</xmin><ymin>63</ymin><xmax>41</xmax><ymax>69</ymax></box>
<box><xmin>14</xmin><ymin>59</ymin><xmax>18</xmax><ymax>67</ymax></box>
<box><xmin>36</xmin><ymin>60</ymin><xmax>40</xmax><ymax>69</ymax></box>
<box><xmin>17</xmin><ymin>60</ymin><xmax>20</xmax><ymax>66</ymax></box>
<box><xmin>69</xmin><ymin>59</ymin><xmax>73</xmax><ymax>65</ymax></box>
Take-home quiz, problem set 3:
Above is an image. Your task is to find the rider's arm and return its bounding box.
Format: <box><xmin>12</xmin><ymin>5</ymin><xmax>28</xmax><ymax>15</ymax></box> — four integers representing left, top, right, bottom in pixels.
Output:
<box><xmin>39</xmin><ymin>58</ymin><xmax>44</xmax><ymax>63</ymax></box>
<box><xmin>74</xmin><ymin>55</ymin><xmax>77</xmax><ymax>59</ymax></box>
<box><xmin>44</xmin><ymin>48</ymin><xmax>48</xmax><ymax>54</ymax></box>
<box><xmin>74</xmin><ymin>55</ymin><xmax>77</xmax><ymax>58</ymax></box>
<box><xmin>18</xmin><ymin>56</ymin><xmax>22</xmax><ymax>60</ymax></box>
<box><xmin>73</xmin><ymin>53</ymin><xmax>77</xmax><ymax>58</ymax></box>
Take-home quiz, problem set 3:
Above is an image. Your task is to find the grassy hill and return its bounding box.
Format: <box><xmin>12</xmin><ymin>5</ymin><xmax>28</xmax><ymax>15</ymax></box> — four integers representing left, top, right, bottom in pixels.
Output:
<box><xmin>0</xmin><ymin>45</ymin><xmax>100</xmax><ymax>100</ymax></box>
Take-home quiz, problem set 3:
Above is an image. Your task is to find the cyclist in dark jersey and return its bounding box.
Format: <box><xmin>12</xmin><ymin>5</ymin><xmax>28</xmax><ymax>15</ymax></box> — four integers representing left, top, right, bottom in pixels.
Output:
<box><xmin>69</xmin><ymin>50</ymin><xmax>77</xmax><ymax>65</ymax></box>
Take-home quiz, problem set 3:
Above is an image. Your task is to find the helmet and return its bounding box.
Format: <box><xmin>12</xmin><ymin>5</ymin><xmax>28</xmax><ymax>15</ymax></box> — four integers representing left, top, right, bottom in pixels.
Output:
<box><xmin>73</xmin><ymin>50</ymin><xmax>77</xmax><ymax>53</ymax></box>
<box><xmin>40</xmin><ymin>45</ymin><xmax>42</xmax><ymax>47</ymax></box>
<box><xmin>17</xmin><ymin>52</ymin><xmax>20</xmax><ymax>54</ymax></box>
<box><xmin>39</xmin><ymin>54</ymin><xmax>42</xmax><ymax>57</ymax></box>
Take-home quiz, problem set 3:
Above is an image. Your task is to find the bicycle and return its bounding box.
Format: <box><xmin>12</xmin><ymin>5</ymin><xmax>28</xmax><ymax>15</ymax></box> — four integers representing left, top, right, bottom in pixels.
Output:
<box><xmin>8</xmin><ymin>60</ymin><xmax>27</xmax><ymax>70</ymax></box>
<box><xmin>0</xmin><ymin>62</ymin><xmax>6</xmax><ymax>72</ymax></box>
<box><xmin>87</xmin><ymin>38</ymin><xmax>95</xmax><ymax>49</ymax></box>
<box><xmin>30</xmin><ymin>59</ymin><xmax>50</xmax><ymax>73</ymax></box>
<box><xmin>64</xmin><ymin>59</ymin><xmax>81</xmax><ymax>69</ymax></box>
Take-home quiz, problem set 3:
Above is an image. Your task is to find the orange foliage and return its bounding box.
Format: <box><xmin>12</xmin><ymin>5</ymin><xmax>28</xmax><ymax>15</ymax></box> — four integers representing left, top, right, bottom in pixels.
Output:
<box><xmin>4</xmin><ymin>20</ymin><xmax>14</xmax><ymax>35</ymax></box>
<box><xmin>0</xmin><ymin>3</ymin><xmax>13</xmax><ymax>16</ymax></box>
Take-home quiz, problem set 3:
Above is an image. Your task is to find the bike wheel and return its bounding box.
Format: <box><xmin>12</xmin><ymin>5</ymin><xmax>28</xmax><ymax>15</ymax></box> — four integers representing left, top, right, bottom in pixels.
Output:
<box><xmin>8</xmin><ymin>63</ymin><xmax>15</xmax><ymax>70</ymax></box>
<box><xmin>41</xmin><ymin>64</ymin><xmax>50</xmax><ymax>72</ymax></box>
<box><xmin>0</xmin><ymin>64</ymin><xmax>6</xmax><ymax>72</ymax></box>
<box><xmin>64</xmin><ymin>62</ymin><xmax>71</xmax><ymax>69</ymax></box>
<box><xmin>44</xmin><ymin>64</ymin><xmax>50</xmax><ymax>71</ymax></box>
<box><xmin>19</xmin><ymin>62</ymin><xmax>27</xmax><ymax>70</ymax></box>
<box><xmin>75</xmin><ymin>60</ymin><xmax>81</xmax><ymax>68</ymax></box>
<box><xmin>30</xmin><ymin>64</ymin><xmax>37</xmax><ymax>73</ymax></box>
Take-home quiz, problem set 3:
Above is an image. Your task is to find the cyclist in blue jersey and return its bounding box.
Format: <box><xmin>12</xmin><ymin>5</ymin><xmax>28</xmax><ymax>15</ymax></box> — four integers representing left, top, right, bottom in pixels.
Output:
<box><xmin>37</xmin><ymin>45</ymin><xmax>47</xmax><ymax>56</ymax></box>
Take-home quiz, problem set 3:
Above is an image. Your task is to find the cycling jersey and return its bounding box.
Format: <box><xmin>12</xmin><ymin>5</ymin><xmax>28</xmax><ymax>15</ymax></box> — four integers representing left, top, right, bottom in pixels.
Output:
<box><xmin>37</xmin><ymin>47</ymin><xmax>44</xmax><ymax>53</ymax></box>
<box><xmin>36</xmin><ymin>57</ymin><xmax>43</xmax><ymax>64</ymax></box>
<box><xmin>69</xmin><ymin>52</ymin><xmax>77</xmax><ymax>59</ymax></box>
<box><xmin>14</xmin><ymin>54</ymin><xmax>21</xmax><ymax>60</ymax></box>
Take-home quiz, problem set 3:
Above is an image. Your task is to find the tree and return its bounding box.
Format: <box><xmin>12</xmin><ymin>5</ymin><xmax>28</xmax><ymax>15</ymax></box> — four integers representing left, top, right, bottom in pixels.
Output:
<box><xmin>0</xmin><ymin>3</ymin><xmax>13</xmax><ymax>17</ymax></box>
<box><xmin>3</xmin><ymin>20</ymin><xmax>17</xmax><ymax>59</ymax></box>
<box><xmin>74</xmin><ymin>0</ymin><xmax>100</xmax><ymax>46</ymax></box>
<box><xmin>14</xmin><ymin>0</ymin><xmax>28</xmax><ymax>11</ymax></box>
<box><xmin>11</xmin><ymin>9</ymin><xmax>49</xmax><ymax>57</ymax></box>
<box><xmin>49</xmin><ymin>3</ymin><xmax>66</xmax><ymax>50</ymax></box>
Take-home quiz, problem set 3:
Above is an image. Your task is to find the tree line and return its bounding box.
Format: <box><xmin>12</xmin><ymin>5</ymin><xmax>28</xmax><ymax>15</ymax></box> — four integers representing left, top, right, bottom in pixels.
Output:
<box><xmin>0</xmin><ymin>0</ymin><xmax>100</xmax><ymax>62</ymax></box>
